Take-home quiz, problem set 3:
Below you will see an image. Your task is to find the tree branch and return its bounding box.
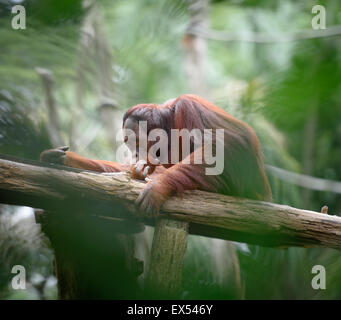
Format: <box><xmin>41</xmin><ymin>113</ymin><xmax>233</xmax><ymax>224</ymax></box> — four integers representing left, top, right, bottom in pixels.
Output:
<box><xmin>266</xmin><ymin>165</ymin><xmax>341</xmax><ymax>194</ymax></box>
<box><xmin>36</xmin><ymin>68</ymin><xmax>63</xmax><ymax>147</ymax></box>
<box><xmin>187</xmin><ymin>25</ymin><xmax>341</xmax><ymax>44</ymax></box>
<box><xmin>0</xmin><ymin>155</ymin><xmax>341</xmax><ymax>249</ymax></box>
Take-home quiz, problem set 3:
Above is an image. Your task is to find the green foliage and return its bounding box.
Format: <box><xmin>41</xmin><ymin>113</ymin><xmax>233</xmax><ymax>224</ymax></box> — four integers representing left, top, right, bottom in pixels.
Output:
<box><xmin>0</xmin><ymin>0</ymin><xmax>341</xmax><ymax>300</ymax></box>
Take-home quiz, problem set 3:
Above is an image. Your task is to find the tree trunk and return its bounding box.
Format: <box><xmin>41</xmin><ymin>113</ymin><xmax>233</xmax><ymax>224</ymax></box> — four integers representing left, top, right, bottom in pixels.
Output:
<box><xmin>37</xmin><ymin>208</ymin><xmax>143</xmax><ymax>299</ymax></box>
<box><xmin>146</xmin><ymin>218</ymin><xmax>189</xmax><ymax>298</ymax></box>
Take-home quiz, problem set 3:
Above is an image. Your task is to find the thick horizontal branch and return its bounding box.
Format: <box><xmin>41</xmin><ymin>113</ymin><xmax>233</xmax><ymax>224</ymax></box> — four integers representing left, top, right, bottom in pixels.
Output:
<box><xmin>0</xmin><ymin>155</ymin><xmax>341</xmax><ymax>249</ymax></box>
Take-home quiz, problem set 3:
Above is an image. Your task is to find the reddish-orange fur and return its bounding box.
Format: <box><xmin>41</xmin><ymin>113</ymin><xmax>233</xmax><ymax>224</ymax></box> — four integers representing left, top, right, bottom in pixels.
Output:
<box><xmin>64</xmin><ymin>151</ymin><xmax>128</xmax><ymax>172</ymax></box>
<box><xmin>55</xmin><ymin>94</ymin><xmax>271</xmax><ymax>214</ymax></box>
<box><xmin>123</xmin><ymin>94</ymin><xmax>272</xmax><ymax>203</ymax></box>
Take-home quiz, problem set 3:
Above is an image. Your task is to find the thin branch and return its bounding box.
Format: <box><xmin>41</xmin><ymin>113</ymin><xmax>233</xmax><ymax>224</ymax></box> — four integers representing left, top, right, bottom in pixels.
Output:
<box><xmin>186</xmin><ymin>25</ymin><xmax>341</xmax><ymax>44</ymax></box>
<box><xmin>266</xmin><ymin>165</ymin><xmax>341</xmax><ymax>194</ymax></box>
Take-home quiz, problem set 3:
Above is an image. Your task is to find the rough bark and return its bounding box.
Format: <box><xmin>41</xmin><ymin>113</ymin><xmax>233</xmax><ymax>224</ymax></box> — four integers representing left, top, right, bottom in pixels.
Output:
<box><xmin>146</xmin><ymin>219</ymin><xmax>189</xmax><ymax>297</ymax></box>
<box><xmin>1</xmin><ymin>156</ymin><xmax>341</xmax><ymax>249</ymax></box>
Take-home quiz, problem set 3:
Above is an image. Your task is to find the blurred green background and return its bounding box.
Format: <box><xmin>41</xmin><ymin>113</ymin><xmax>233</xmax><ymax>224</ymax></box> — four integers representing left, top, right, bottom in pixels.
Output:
<box><xmin>0</xmin><ymin>0</ymin><xmax>341</xmax><ymax>299</ymax></box>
